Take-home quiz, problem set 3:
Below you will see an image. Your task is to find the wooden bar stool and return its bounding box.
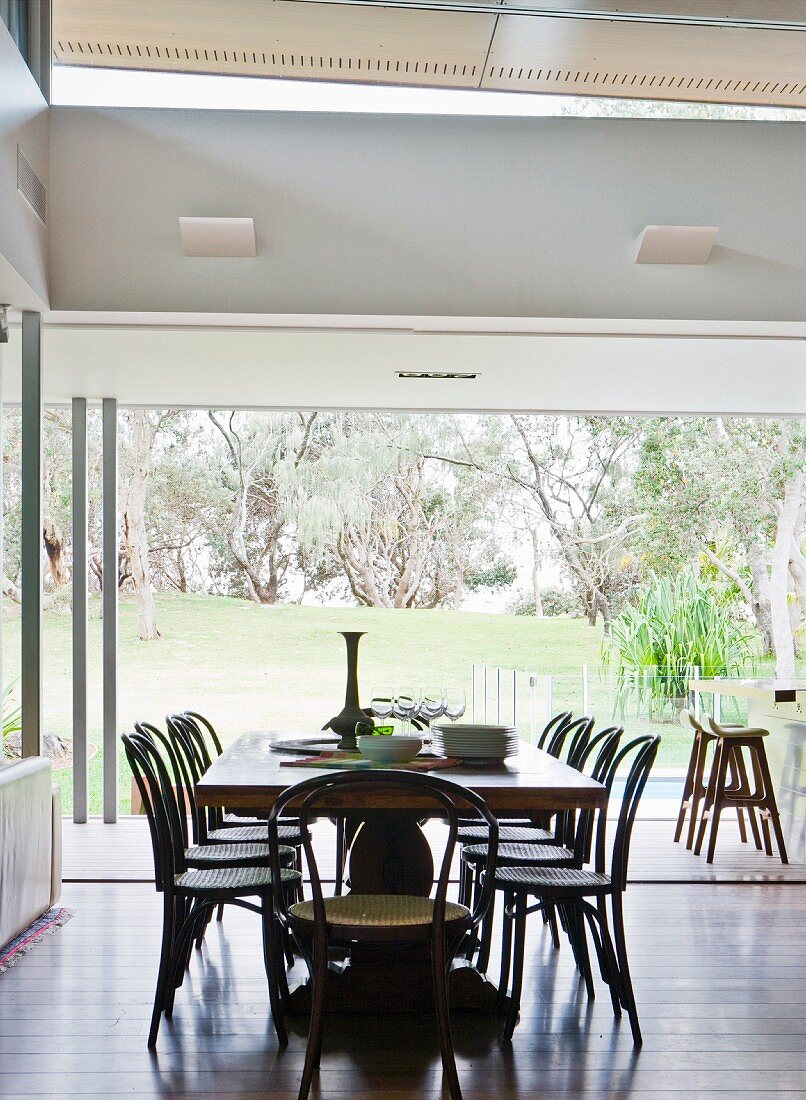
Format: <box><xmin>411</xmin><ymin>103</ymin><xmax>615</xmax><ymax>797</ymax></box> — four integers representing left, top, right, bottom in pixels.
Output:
<box><xmin>674</xmin><ymin>710</ymin><xmax>762</xmax><ymax>852</ymax></box>
<box><xmin>694</xmin><ymin>716</ymin><xmax>788</xmax><ymax>865</ymax></box>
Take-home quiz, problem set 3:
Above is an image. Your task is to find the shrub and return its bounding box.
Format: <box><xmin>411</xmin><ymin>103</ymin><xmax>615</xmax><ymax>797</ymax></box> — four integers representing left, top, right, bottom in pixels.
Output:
<box><xmin>603</xmin><ymin>569</ymin><xmax>757</xmax><ymax>719</ymax></box>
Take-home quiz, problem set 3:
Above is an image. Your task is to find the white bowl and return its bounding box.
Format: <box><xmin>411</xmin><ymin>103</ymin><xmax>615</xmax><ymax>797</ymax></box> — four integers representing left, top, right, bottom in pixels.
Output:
<box><xmin>358</xmin><ymin>735</ymin><xmax>422</xmax><ymax>764</ymax></box>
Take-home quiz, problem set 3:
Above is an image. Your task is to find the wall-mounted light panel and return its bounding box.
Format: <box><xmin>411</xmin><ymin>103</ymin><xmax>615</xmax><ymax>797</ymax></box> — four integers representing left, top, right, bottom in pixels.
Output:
<box><xmin>179</xmin><ymin>217</ymin><xmax>256</xmax><ymax>257</ymax></box>
<box><xmin>634</xmin><ymin>224</ymin><xmax>719</xmax><ymax>264</ymax></box>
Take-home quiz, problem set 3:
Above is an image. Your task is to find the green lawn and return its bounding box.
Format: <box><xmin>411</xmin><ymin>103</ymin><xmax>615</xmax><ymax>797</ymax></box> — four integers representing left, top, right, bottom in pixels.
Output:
<box><xmin>2</xmin><ymin>592</ymin><xmax>774</xmax><ymax>814</ymax></box>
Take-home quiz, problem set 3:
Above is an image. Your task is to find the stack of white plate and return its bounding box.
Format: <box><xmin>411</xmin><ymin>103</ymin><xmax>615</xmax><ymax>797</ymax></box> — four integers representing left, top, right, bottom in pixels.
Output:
<box><xmin>430</xmin><ymin>723</ymin><xmax>520</xmax><ymax>761</ymax></box>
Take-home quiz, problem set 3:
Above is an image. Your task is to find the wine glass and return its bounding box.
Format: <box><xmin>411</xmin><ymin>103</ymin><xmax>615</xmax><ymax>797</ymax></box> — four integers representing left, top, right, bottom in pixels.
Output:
<box><xmin>394</xmin><ymin>687</ymin><xmax>420</xmax><ymax>734</ymax></box>
<box><xmin>370</xmin><ymin>688</ymin><xmax>394</xmax><ymax>723</ymax></box>
<box><xmin>419</xmin><ymin>687</ymin><xmax>446</xmax><ymax>725</ymax></box>
<box><xmin>444</xmin><ymin>687</ymin><xmax>466</xmax><ymax>723</ymax></box>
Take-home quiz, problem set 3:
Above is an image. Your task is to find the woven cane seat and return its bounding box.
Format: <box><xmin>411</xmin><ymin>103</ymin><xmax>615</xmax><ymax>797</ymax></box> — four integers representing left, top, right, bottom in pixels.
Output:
<box><xmin>175</xmin><ymin>865</ymin><xmax>301</xmax><ymax>892</ymax></box>
<box><xmin>463</xmin><ymin>841</ymin><xmax>575</xmax><ymax>867</ymax></box>
<box><xmin>289</xmin><ymin>894</ymin><xmax>470</xmax><ymax>928</ymax></box>
<box><xmin>494</xmin><ymin>865</ymin><xmax>611</xmax><ymax>893</ymax></box>
<box><xmin>458</xmin><ymin>825</ymin><xmax>554</xmax><ymax>845</ymax></box>
<box><xmin>185</xmin><ymin>842</ymin><xmax>294</xmax><ymax>867</ymax></box>
<box><xmin>207</xmin><ymin>824</ymin><xmax>303</xmax><ymax>845</ymax></box>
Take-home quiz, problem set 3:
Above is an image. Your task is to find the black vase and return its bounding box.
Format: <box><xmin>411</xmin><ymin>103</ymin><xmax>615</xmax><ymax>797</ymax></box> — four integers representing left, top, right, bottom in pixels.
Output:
<box><xmin>322</xmin><ymin>631</ymin><xmax>373</xmax><ymax>751</ymax></box>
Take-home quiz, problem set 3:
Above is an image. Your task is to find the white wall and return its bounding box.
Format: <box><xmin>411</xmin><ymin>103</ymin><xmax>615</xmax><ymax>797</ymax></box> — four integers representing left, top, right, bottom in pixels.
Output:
<box><xmin>0</xmin><ymin>22</ymin><xmax>49</xmax><ymax>310</ymax></box>
<box><xmin>49</xmin><ymin>106</ymin><xmax>806</xmax><ymax>321</ymax></box>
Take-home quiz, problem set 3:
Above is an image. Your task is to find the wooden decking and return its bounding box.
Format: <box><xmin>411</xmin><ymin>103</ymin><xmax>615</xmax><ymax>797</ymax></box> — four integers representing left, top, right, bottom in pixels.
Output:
<box><xmin>2</xmin><ymin>878</ymin><xmax>805</xmax><ymax>1098</ymax></box>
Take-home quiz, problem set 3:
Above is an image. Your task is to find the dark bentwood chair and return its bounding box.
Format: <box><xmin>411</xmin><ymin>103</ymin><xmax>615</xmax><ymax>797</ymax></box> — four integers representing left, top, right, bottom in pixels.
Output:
<box><xmin>495</xmin><ymin>734</ymin><xmax>660</xmax><ymax>1046</ymax></box>
<box><xmin>122</xmin><ymin>732</ymin><xmax>301</xmax><ymax>1049</ymax></box>
<box><xmin>165</xmin><ymin>714</ymin><xmax>304</xmax><ymax>848</ymax></box>
<box><xmin>267</xmin><ymin>769</ymin><xmax>499</xmax><ymax>1100</ymax></box>
<box><xmin>462</xmin><ymin>726</ymin><xmax>623</xmax><ymax>969</ymax></box>
<box><xmin>456</xmin><ymin>715</ymin><xmax>590</xmax><ymax>855</ymax></box>
<box><xmin>134</xmin><ymin>721</ymin><xmax>296</xmax><ymax>873</ymax></box>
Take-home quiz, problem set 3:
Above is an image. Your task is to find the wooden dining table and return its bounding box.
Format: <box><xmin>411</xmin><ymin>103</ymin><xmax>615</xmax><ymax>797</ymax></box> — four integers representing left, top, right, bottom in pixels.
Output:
<box><xmin>195</xmin><ymin>730</ymin><xmax>606</xmax><ymax>1014</ymax></box>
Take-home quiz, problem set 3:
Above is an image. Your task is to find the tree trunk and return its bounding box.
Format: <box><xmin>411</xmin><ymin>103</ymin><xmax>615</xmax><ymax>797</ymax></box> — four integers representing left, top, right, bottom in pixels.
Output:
<box><xmin>123</xmin><ymin>411</ymin><xmax>160</xmax><ymax>641</ymax></box>
<box><xmin>769</xmin><ymin>471</ymin><xmax>802</xmax><ymax>678</ymax></box>
<box><xmin>529</xmin><ymin>528</ymin><xmax>544</xmax><ymax>617</ymax></box>
<box><xmin>746</xmin><ymin>545</ymin><xmax>775</xmax><ymax>656</ymax></box>
<box><xmin>42</xmin><ymin>521</ymin><xmax>69</xmax><ymax>587</ymax></box>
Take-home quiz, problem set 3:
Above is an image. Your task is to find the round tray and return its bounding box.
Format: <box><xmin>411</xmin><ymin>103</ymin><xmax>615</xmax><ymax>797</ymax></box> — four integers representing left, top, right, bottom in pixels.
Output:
<box><xmin>270</xmin><ymin>736</ymin><xmax>341</xmax><ymax>755</ymax></box>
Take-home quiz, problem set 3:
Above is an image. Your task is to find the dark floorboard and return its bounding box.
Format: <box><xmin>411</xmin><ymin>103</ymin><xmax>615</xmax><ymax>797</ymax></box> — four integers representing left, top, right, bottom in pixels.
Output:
<box><xmin>1</xmin><ymin>881</ymin><xmax>805</xmax><ymax>1097</ymax></box>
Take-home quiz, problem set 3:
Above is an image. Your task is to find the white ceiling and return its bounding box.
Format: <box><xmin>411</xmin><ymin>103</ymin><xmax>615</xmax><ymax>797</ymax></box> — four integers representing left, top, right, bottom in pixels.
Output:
<box><xmin>48</xmin><ymin>107</ymin><xmax>806</xmax><ymax>321</ymax></box>
<box><xmin>3</xmin><ymin>321</ymin><xmax>804</xmax><ymax>415</ymax></box>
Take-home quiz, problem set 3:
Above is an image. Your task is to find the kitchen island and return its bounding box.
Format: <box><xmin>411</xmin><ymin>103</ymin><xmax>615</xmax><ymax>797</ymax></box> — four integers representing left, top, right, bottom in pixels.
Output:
<box><xmin>691</xmin><ymin>679</ymin><xmax>806</xmax><ymax>864</ymax></box>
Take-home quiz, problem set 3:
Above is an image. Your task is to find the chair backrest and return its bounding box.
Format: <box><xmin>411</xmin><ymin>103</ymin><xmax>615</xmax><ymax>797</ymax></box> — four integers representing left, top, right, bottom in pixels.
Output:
<box><xmin>122</xmin><ymin>731</ymin><xmax>188</xmax><ymax>891</ymax></box>
<box><xmin>537</xmin><ymin>710</ymin><xmax>573</xmax><ymax>751</ymax></box>
<box><xmin>165</xmin><ymin>714</ymin><xmax>215</xmax><ymax>842</ymax></box>
<box><xmin>547</xmin><ymin>715</ymin><xmax>594</xmax><ymax>765</ymax></box>
<box><xmin>183</xmin><ymin>711</ymin><xmax>224</xmax><ymax>759</ymax></box>
<box><xmin>555</xmin><ymin>726</ymin><xmax>624</xmax><ymax>857</ymax></box>
<box><xmin>593</xmin><ymin>734</ymin><xmax>660</xmax><ymax>890</ymax></box>
<box><xmin>134</xmin><ymin>721</ymin><xmax>192</xmax><ymax>850</ymax></box>
<box><xmin>268</xmin><ymin>769</ymin><xmax>499</xmax><ymax>940</ymax></box>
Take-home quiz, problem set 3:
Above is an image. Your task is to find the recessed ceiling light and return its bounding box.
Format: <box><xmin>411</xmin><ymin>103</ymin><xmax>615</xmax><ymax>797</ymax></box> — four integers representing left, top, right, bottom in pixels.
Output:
<box><xmin>395</xmin><ymin>371</ymin><xmax>479</xmax><ymax>379</ymax></box>
<box><xmin>634</xmin><ymin>225</ymin><xmax>719</xmax><ymax>265</ymax></box>
<box><xmin>179</xmin><ymin>217</ymin><xmax>256</xmax><ymax>257</ymax></box>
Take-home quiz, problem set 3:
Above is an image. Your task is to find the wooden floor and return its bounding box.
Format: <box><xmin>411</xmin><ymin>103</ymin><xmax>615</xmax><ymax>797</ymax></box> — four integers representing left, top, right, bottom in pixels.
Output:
<box><xmin>3</xmin><ymin>879</ymin><xmax>806</xmax><ymax>1098</ymax></box>
<box><xmin>62</xmin><ymin>813</ymin><xmax>806</xmax><ymax>884</ymax></box>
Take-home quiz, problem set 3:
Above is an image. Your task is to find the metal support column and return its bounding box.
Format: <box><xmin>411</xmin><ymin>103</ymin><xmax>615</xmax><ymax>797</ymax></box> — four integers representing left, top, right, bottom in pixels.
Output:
<box><xmin>102</xmin><ymin>398</ymin><xmax>118</xmax><ymax>822</ymax></box>
<box><xmin>72</xmin><ymin>398</ymin><xmax>88</xmax><ymax>822</ymax></box>
<box><xmin>21</xmin><ymin>312</ymin><xmax>42</xmax><ymax>757</ymax></box>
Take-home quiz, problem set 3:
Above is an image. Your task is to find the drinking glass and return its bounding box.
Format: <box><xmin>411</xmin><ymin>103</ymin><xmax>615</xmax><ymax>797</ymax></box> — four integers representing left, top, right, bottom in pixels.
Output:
<box><xmin>394</xmin><ymin>687</ymin><xmax>420</xmax><ymax>734</ymax></box>
<box><xmin>420</xmin><ymin>687</ymin><xmax>446</xmax><ymax>724</ymax></box>
<box><xmin>370</xmin><ymin>689</ymin><xmax>394</xmax><ymax>722</ymax></box>
<box><xmin>444</xmin><ymin>687</ymin><xmax>466</xmax><ymax>723</ymax></box>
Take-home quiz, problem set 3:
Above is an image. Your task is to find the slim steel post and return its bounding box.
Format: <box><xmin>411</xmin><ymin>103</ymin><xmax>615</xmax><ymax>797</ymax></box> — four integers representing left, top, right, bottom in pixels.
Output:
<box><xmin>102</xmin><ymin>398</ymin><xmax>118</xmax><ymax>822</ymax></box>
<box><xmin>20</xmin><ymin>312</ymin><xmax>42</xmax><ymax>757</ymax></box>
<box><xmin>72</xmin><ymin>398</ymin><xmax>88</xmax><ymax>821</ymax></box>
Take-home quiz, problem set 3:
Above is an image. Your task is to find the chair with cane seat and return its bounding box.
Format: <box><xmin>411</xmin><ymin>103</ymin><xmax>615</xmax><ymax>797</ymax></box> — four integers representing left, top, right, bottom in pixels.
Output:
<box><xmin>267</xmin><ymin>769</ymin><xmax>499</xmax><ymax>1100</ymax></box>
<box><xmin>122</xmin><ymin>731</ymin><xmax>300</xmax><ymax>1049</ymax></box>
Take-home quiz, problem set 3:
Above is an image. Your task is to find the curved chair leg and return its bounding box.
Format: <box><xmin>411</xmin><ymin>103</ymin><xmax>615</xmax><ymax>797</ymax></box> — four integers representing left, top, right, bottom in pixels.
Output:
<box><xmin>261</xmin><ymin>897</ymin><xmax>289</xmax><ymax>1048</ymax></box>
<box><xmin>546</xmin><ymin>904</ymin><xmax>561</xmax><ymax>950</ymax></box>
<box><xmin>148</xmin><ymin>892</ymin><xmax>176</xmax><ymax>1048</ymax></box>
<box><xmin>694</xmin><ymin>739</ymin><xmax>722</xmax><ymax>856</ymax></box>
<box><xmin>571</xmin><ymin>904</ymin><xmax>595</xmax><ymax>999</ymax></box>
<box><xmin>705</xmin><ymin>743</ymin><xmax>731</xmax><ymax>864</ymax></box>
<box><xmin>496</xmin><ymin>890</ymin><xmax>515</xmax><ymax>1013</ymax></box>
<box><xmin>583</xmin><ymin>905</ymin><xmax>620</xmax><ymax>1017</ymax></box>
<box><xmin>166</xmin><ymin>902</ymin><xmax>210</xmax><ymax>1018</ymax></box>
<box><xmin>432</xmin><ymin>932</ymin><xmax>462</xmax><ymax>1100</ymax></box>
<box><xmin>298</xmin><ymin>939</ymin><xmax>327</xmax><ymax>1100</ymax></box>
<box><xmin>476</xmin><ymin>888</ymin><xmax>495</xmax><ymax>974</ymax></box>
<box><xmin>611</xmin><ymin>891</ymin><xmax>642</xmax><ymax>1046</ymax></box>
<box><xmin>502</xmin><ymin>892</ymin><xmax>528</xmax><ymax>1044</ymax></box>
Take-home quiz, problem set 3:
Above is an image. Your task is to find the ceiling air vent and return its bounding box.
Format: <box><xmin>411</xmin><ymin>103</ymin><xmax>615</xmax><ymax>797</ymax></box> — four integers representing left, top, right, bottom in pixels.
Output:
<box><xmin>396</xmin><ymin>371</ymin><xmax>479</xmax><ymax>380</ymax></box>
<box><xmin>17</xmin><ymin>146</ymin><xmax>46</xmax><ymax>224</ymax></box>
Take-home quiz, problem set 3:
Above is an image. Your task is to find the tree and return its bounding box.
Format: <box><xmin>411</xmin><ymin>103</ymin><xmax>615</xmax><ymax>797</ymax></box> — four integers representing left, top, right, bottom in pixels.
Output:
<box><xmin>634</xmin><ymin>418</ymin><xmax>806</xmax><ymax>675</ymax></box>
<box><xmin>433</xmin><ymin>415</ymin><xmax>644</xmax><ymax>625</ymax></box>
<box><xmin>289</xmin><ymin>414</ymin><xmax>505</xmax><ymax>609</ymax></box>
<box><xmin>120</xmin><ymin>410</ymin><xmax>168</xmax><ymax>640</ymax></box>
<box><xmin>208</xmin><ymin>411</ymin><xmax>319</xmax><ymax>604</ymax></box>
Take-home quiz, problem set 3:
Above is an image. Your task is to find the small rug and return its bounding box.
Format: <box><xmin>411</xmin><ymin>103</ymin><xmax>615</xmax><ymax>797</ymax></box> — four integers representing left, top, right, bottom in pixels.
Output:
<box><xmin>0</xmin><ymin>907</ymin><xmax>74</xmax><ymax>974</ymax></box>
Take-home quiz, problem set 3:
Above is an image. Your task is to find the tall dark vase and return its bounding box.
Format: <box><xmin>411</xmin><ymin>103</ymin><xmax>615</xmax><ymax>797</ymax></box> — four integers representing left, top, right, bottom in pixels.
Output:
<box><xmin>322</xmin><ymin>631</ymin><xmax>373</xmax><ymax>751</ymax></box>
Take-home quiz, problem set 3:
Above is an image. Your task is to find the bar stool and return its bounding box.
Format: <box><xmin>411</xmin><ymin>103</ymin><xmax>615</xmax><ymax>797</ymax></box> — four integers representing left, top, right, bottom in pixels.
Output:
<box><xmin>674</xmin><ymin>709</ymin><xmax>760</xmax><ymax>852</ymax></box>
<box><xmin>694</xmin><ymin>716</ymin><xmax>788</xmax><ymax>865</ymax></box>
